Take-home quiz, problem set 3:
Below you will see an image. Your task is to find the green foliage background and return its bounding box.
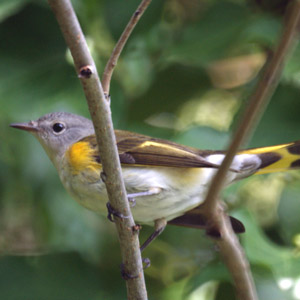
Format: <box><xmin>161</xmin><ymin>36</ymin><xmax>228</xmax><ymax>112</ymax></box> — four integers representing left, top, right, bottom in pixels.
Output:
<box><xmin>1</xmin><ymin>0</ymin><xmax>300</xmax><ymax>299</ymax></box>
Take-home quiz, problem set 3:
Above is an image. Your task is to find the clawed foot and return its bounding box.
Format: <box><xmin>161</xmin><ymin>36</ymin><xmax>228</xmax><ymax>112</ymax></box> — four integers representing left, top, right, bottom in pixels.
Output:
<box><xmin>106</xmin><ymin>202</ymin><xmax>129</xmax><ymax>222</ymax></box>
<box><xmin>142</xmin><ymin>257</ymin><xmax>151</xmax><ymax>269</ymax></box>
<box><xmin>120</xmin><ymin>257</ymin><xmax>151</xmax><ymax>280</ymax></box>
<box><xmin>120</xmin><ymin>263</ymin><xmax>139</xmax><ymax>280</ymax></box>
<box><xmin>128</xmin><ymin>196</ymin><xmax>136</xmax><ymax>207</ymax></box>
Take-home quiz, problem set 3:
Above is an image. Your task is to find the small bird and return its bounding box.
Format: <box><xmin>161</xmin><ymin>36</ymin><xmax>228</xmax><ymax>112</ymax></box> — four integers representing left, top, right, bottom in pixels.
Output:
<box><xmin>10</xmin><ymin>112</ymin><xmax>300</xmax><ymax>249</ymax></box>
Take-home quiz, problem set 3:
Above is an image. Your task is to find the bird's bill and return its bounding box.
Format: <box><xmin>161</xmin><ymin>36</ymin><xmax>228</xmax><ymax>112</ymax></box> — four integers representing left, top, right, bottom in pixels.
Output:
<box><xmin>10</xmin><ymin>121</ymin><xmax>38</xmax><ymax>132</ymax></box>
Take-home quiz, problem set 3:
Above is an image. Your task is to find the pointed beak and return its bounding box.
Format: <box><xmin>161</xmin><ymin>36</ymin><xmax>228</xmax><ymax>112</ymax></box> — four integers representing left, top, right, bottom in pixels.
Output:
<box><xmin>10</xmin><ymin>120</ymin><xmax>39</xmax><ymax>132</ymax></box>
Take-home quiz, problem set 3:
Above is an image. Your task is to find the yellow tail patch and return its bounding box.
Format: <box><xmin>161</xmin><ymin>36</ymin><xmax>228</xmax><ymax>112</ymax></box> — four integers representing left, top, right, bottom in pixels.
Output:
<box><xmin>240</xmin><ymin>141</ymin><xmax>300</xmax><ymax>175</ymax></box>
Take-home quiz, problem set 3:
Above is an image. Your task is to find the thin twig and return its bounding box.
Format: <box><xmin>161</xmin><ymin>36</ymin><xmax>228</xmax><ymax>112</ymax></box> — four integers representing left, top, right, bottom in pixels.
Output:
<box><xmin>102</xmin><ymin>0</ymin><xmax>152</xmax><ymax>95</ymax></box>
<box><xmin>202</xmin><ymin>1</ymin><xmax>300</xmax><ymax>299</ymax></box>
<box><xmin>47</xmin><ymin>1</ymin><xmax>148</xmax><ymax>299</ymax></box>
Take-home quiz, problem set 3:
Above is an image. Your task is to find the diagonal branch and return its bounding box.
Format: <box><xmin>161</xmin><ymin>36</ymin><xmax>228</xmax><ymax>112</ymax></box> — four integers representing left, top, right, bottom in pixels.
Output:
<box><xmin>202</xmin><ymin>1</ymin><xmax>300</xmax><ymax>299</ymax></box>
<box><xmin>215</xmin><ymin>209</ymin><xmax>258</xmax><ymax>300</ymax></box>
<box><xmin>102</xmin><ymin>0</ymin><xmax>152</xmax><ymax>95</ymax></box>
<box><xmin>203</xmin><ymin>0</ymin><xmax>300</xmax><ymax>214</ymax></box>
<box><xmin>47</xmin><ymin>0</ymin><xmax>148</xmax><ymax>299</ymax></box>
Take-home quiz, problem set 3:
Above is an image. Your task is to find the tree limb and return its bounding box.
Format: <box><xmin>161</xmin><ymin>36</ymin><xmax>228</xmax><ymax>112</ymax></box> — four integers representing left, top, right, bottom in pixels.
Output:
<box><xmin>47</xmin><ymin>0</ymin><xmax>148</xmax><ymax>299</ymax></box>
<box><xmin>215</xmin><ymin>209</ymin><xmax>258</xmax><ymax>300</ymax></box>
<box><xmin>102</xmin><ymin>0</ymin><xmax>152</xmax><ymax>95</ymax></box>
<box><xmin>202</xmin><ymin>1</ymin><xmax>300</xmax><ymax>299</ymax></box>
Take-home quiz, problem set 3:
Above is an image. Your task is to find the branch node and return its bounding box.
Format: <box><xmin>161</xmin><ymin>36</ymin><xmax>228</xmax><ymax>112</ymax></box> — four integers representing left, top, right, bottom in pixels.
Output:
<box><xmin>134</xmin><ymin>10</ymin><xmax>141</xmax><ymax>17</ymax></box>
<box><xmin>78</xmin><ymin>65</ymin><xmax>93</xmax><ymax>78</ymax></box>
<box><xmin>132</xmin><ymin>224</ymin><xmax>142</xmax><ymax>234</ymax></box>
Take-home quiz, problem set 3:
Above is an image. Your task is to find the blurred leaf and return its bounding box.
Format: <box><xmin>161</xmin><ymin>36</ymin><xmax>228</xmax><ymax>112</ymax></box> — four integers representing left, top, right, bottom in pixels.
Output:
<box><xmin>252</xmin><ymin>265</ymin><xmax>290</xmax><ymax>300</ymax></box>
<box><xmin>174</xmin><ymin>126</ymin><xmax>230</xmax><ymax>150</ymax></box>
<box><xmin>0</xmin><ymin>0</ymin><xmax>29</xmax><ymax>22</ymax></box>
<box><xmin>187</xmin><ymin>280</ymin><xmax>218</xmax><ymax>300</ymax></box>
<box><xmin>278</xmin><ymin>183</ymin><xmax>300</xmax><ymax>245</ymax></box>
<box><xmin>0</xmin><ymin>254</ymin><xmax>125</xmax><ymax>300</ymax></box>
<box><xmin>166</xmin><ymin>2</ymin><xmax>251</xmax><ymax>65</ymax></box>
<box><xmin>128</xmin><ymin>64</ymin><xmax>211</xmax><ymax>122</ymax></box>
<box><xmin>119</xmin><ymin>38</ymin><xmax>155</xmax><ymax>97</ymax></box>
<box><xmin>250</xmin><ymin>83</ymin><xmax>300</xmax><ymax>147</ymax></box>
<box><xmin>0</xmin><ymin>4</ymin><xmax>86</xmax><ymax>117</ymax></box>
<box><xmin>283</xmin><ymin>43</ymin><xmax>300</xmax><ymax>87</ymax></box>
<box><xmin>236</xmin><ymin>209</ymin><xmax>300</xmax><ymax>279</ymax></box>
<box><xmin>215</xmin><ymin>282</ymin><xmax>236</xmax><ymax>300</ymax></box>
<box><xmin>176</xmin><ymin>89</ymin><xmax>240</xmax><ymax>131</ymax></box>
<box><xmin>184</xmin><ymin>261</ymin><xmax>231</xmax><ymax>297</ymax></box>
<box><xmin>239</xmin><ymin>13</ymin><xmax>281</xmax><ymax>47</ymax></box>
<box><xmin>104</xmin><ymin>0</ymin><xmax>164</xmax><ymax>39</ymax></box>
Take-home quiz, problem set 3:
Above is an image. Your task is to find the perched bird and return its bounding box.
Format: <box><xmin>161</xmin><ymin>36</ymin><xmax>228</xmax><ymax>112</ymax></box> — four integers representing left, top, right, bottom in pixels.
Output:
<box><xmin>10</xmin><ymin>112</ymin><xmax>300</xmax><ymax>249</ymax></box>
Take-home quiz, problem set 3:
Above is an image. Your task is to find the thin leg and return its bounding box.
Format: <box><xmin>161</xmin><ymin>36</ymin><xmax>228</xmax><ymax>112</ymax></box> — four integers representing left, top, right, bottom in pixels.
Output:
<box><xmin>140</xmin><ymin>218</ymin><xmax>167</xmax><ymax>252</ymax></box>
<box><xmin>106</xmin><ymin>187</ymin><xmax>161</xmax><ymax>221</ymax></box>
<box><xmin>127</xmin><ymin>187</ymin><xmax>161</xmax><ymax>199</ymax></box>
<box><xmin>127</xmin><ymin>187</ymin><xmax>162</xmax><ymax>207</ymax></box>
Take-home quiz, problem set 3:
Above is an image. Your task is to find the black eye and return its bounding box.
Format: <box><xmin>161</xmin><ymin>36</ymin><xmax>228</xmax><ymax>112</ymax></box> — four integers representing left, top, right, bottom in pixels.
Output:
<box><xmin>52</xmin><ymin>122</ymin><xmax>65</xmax><ymax>133</ymax></box>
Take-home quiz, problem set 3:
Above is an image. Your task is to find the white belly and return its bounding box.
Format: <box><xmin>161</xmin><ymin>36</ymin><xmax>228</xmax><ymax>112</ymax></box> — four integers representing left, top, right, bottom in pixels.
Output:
<box><xmin>58</xmin><ymin>153</ymin><xmax>252</xmax><ymax>224</ymax></box>
<box><xmin>59</xmin><ymin>165</ymin><xmax>221</xmax><ymax>224</ymax></box>
<box><xmin>122</xmin><ymin>166</ymin><xmax>209</xmax><ymax>223</ymax></box>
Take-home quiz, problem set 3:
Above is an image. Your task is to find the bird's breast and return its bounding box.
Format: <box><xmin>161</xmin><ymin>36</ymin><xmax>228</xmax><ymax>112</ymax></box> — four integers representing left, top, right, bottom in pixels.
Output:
<box><xmin>58</xmin><ymin>156</ymin><xmax>227</xmax><ymax>224</ymax></box>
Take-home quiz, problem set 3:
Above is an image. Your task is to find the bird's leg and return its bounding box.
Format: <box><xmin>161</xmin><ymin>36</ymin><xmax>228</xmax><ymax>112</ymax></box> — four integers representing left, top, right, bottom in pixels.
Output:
<box><xmin>127</xmin><ymin>187</ymin><xmax>162</xmax><ymax>207</ymax></box>
<box><xmin>140</xmin><ymin>218</ymin><xmax>167</xmax><ymax>252</ymax></box>
<box><xmin>120</xmin><ymin>257</ymin><xmax>151</xmax><ymax>280</ymax></box>
<box><xmin>119</xmin><ymin>188</ymin><xmax>163</xmax><ymax>278</ymax></box>
<box><xmin>124</xmin><ymin>188</ymin><xmax>165</xmax><ymax>274</ymax></box>
<box><xmin>120</xmin><ymin>218</ymin><xmax>167</xmax><ymax>279</ymax></box>
<box><xmin>106</xmin><ymin>187</ymin><xmax>161</xmax><ymax>222</ymax></box>
<box><xmin>127</xmin><ymin>187</ymin><xmax>165</xmax><ymax>252</ymax></box>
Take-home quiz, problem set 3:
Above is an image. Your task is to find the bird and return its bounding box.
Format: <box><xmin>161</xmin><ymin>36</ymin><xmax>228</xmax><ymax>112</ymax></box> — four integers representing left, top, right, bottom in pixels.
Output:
<box><xmin>10</xmin><ymin>112</ymin><xmax>300</xmax><ymax>250</ymax></box>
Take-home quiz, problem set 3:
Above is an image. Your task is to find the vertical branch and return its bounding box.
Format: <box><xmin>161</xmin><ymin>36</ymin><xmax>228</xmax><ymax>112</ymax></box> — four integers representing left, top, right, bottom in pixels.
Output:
<box><xmin>201</xmin><ymin>1</ymin><xmax>300</xmax><ymax>300</ymax></box>
<box><xmin>47</xmin><ymin>0</ymin><xmax>148</xmax><ymax>299</ymax></box>
<box><xmin>102</xmin><ymin>0</ymin><xmax>152</xmax><ymax>95</ymax></box>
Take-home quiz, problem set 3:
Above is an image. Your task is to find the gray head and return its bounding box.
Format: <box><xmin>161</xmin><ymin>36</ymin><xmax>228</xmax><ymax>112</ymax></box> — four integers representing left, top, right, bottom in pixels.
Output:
<box><xmin>10</xmin><ymin>112</ymin><xmax>94</xmax><ymax>168</ymax></box>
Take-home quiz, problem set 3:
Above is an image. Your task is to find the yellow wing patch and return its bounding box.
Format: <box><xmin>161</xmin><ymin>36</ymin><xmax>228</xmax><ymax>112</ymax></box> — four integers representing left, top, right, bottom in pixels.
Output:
<box><xmin>66</xmin><ymin>141</ymin><xmax>101</xmax><ymax>174</ymax></box>
<box><xmin>139</xmin><ymin>140</ymin><xmax>199</xmax><ymax>157</ymax></box>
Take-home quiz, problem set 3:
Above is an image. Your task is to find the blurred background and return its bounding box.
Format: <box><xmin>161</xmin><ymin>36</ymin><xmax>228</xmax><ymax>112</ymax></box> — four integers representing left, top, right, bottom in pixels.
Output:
<box><xmin>1</xmin><ymin>0</ymin><xmax>300</xmax><ymax>299</ymax></box>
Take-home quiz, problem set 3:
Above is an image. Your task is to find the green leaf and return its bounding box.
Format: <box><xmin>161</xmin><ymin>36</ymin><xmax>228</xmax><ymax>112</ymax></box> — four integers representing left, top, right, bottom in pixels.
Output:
<box><xmin>236</xmin><ymin>209</ymin><xmax>300</xmax><ymax>279</ymax></box>
<box><xmin>250</xmin><ymin>84</ymin><xmax>300</xmax><ymax>147</ymax></box>
<box><xmin>184</xmin><ymin>261</ymin><xmax>231</xmax><ymax>297</ymax></box>
<box><xmin>278</xmin><ymin>183</ymin><xmax>300</xmax><ymax>245</ymax></box>
<box><xmin>283</xmin><ymin>43</ymin><xmax>300</xmax><ymax>87</ymax></box>
<box><xmin>0</xmin><ymin>254</ymin><xmax>125</xmax><ymax>300</ymax></box>
<box><xmin>0</xmin><ymin>0</ymin><xmax>29</xmax><ymax>22</ymax></box>
<box><xmin>165</xmin><ymin>2</ymin><xmax>251</xmax><ymax>65</ymax></box>
<box><xmin>239</xmin><ymin>14</ymin><xmax>281</xmax><ymax>47</ymax></box>
<box><xmin>174</xmin><ymin>126</ymin><xmax>230</xmax><ymax>150</ymax></box>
